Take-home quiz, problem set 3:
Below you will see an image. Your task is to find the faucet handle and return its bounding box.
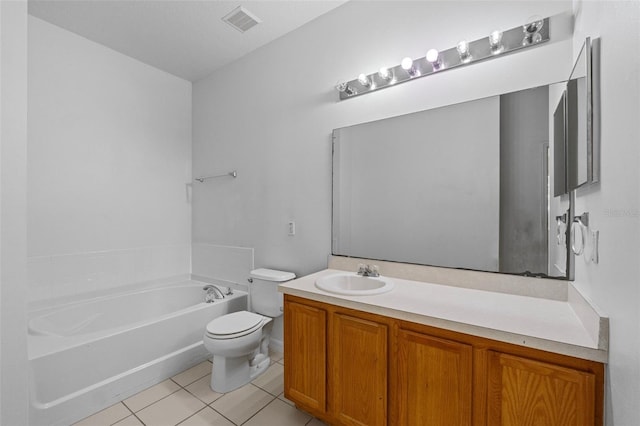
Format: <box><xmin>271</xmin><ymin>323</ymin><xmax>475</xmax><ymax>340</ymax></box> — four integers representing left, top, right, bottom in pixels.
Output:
<box><xmin>357</xmin><ymin>264</ymin><xmax>380</xmax><ymax>277</ymax></box>
<box><xmin>369</xmin><ymin>265</ymin><xmax>380</xmax><ymax>277</ymax></box>
<box><xmin>204</xmin><ymin>291</ymin><xmax>216</xmax><ymax>303</ymax></box>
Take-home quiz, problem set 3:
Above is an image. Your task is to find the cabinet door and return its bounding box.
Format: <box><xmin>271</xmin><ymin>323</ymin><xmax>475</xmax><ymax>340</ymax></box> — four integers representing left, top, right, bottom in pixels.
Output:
<box><xmin>487</xmin><ymin>351</ymin><xmax>596</xmax><ymax>426</ymax></box>
<box><xmin>332</xmin><ymin>313</ymin><xmax>388</xmax><ymax>426</ymax></box>
<box><xmin>395</xmin><ymin>329</ymin><xmax>472</xmax><ymax>426</ymax></box>
<box><xmin>284</xmin><ymin>300</ymin><xmax>327</xmax><ymax>415</ymax></box>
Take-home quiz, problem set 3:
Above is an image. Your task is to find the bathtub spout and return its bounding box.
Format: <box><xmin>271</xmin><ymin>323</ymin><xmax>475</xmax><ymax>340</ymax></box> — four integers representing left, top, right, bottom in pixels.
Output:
<box><xmin>203</xmin><ymin>285</ymin><xmax>225</xmax><ymax>302</ymax></box>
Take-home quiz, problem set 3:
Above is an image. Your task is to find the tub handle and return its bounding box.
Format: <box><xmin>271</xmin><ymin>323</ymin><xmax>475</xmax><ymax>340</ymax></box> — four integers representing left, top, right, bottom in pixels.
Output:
<box><xmin>225</xmin><ymin>287</ymin><xmax>234</xmax><ymax>295</ymax></box>
<box><xmin>202</xmin><ymin>285</ymin><xmax>225</xmax><ymax>300</ymax></box>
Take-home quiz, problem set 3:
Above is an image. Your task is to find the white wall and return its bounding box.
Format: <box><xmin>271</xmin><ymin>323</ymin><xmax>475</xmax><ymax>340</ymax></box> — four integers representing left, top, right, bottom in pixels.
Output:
<box><xmin>192</xmin><ymin>0</ymin><xmax>572</xmax><ymax>357</ymax></box>
<box><xmin>0</xmin><ymin>1</ymin><xmax>29</xmax><ymax>424</ymax></box>
<box><xmin>192</xmin><ymin>1</ymin><xmax>573</xmax><ymax>280</ymax></box>
<box><xmin>571</xmin><ymin>1</ymin><xmax>640</xmax><ymax>425</ymax></box>
<box><xmin>28</xmin><ymin>17</ymin><xmax>193</xmax><ymax>302</ymax></box>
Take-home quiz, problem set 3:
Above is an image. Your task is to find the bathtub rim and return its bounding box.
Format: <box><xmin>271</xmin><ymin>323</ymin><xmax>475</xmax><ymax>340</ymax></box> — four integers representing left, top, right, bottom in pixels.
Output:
<box><xmin>28</xmin><ymin>280</ymin><xmax>248</xmax><ymax>360</ymax></box>
<box><xmin>28</xmin><ymin>274</ymin><xmax>249</xmax><ymax>317</ymax></box>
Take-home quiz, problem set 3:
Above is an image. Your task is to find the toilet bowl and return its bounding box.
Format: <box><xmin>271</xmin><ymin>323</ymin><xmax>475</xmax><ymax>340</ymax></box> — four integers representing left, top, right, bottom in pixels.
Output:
<box><xmin>203</xmin><ymin>268</ymin><xmax>295</xmax><ymax>393</ymax></box>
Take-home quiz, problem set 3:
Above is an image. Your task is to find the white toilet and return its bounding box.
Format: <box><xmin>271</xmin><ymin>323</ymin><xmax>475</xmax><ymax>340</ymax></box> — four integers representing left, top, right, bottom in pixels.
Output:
<box><xmin>203</xmin><ymin>268</ymin><xmax>295</xmax><ymax>393</ymax></box>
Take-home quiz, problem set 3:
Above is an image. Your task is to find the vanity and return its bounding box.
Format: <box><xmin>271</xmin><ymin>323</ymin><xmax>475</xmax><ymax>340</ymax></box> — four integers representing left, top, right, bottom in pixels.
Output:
<box><xmin>283</xmin><ymin>34</ymin><xmax>604</xmax><ymax>425</ymax></box>
<box><xmin>280</xmin><ymin>258</ymin><xmax>607</xmax><ymax>426</ymax></box>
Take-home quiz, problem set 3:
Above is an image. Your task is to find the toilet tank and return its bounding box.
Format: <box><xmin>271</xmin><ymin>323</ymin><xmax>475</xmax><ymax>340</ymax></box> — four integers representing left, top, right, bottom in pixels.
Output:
<box><xmin>249</xmin><ymin>268</ymin><xmax>296</xmax><ymax>317</ymax></box>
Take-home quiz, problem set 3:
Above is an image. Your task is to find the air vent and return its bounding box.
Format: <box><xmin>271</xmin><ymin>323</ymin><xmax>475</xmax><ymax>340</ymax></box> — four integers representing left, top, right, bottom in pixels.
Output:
<box><xmin>222</xmin><ymin>6</ymin><xmax>262</xmax><ymax>33</ymax></box>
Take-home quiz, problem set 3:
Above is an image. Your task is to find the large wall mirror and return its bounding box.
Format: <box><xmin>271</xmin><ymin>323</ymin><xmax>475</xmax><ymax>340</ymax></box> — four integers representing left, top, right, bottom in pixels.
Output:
<box><xmin>332</xmin><ymin>82</ymin><xmax>573</xmax><ymax>279</ymax></box>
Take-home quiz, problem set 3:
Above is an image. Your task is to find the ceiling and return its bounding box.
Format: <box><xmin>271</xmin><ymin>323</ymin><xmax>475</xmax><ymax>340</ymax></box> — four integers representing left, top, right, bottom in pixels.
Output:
<box><xmin>28</xmin><ymin>0</ymin><xmax>347</xmax><ymax>82</ymax></box>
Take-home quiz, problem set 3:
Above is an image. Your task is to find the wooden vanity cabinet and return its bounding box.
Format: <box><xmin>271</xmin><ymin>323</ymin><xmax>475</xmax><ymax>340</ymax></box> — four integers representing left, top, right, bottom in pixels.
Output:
<box><xmin>284</xmin><ymin>295</ymin><xmax>390</xmax><ymax>424</ymax></box>
<box><xmin>486</xmin><ymin>351</ymin><xmax>597</xmax><ymax>426</ymax></box>
<box><xmin>283</xmin><ymin>295</ymin><xmax>604</xmax><ymax>426</ymax></box>
<box><xmin>331</xmin><ymin>312</ymin><xmax>388</xmax><ymax>426</ymax></box>
<box><xmin>283</xmin><ymin>299</ymin><xmax>327</xmax><ymax>418</ymax></box>
<box><xmin>392</xmin><ymin>328</ymin><xmax>473</xmax><ymax>426</ymax></box>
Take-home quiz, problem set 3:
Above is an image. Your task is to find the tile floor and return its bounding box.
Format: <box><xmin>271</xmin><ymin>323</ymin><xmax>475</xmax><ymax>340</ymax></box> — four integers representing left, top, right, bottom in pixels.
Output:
<box><xmin>74</xmin><ymin>353</ymin><xmax>326</xmax><ymax>426</ymax></box>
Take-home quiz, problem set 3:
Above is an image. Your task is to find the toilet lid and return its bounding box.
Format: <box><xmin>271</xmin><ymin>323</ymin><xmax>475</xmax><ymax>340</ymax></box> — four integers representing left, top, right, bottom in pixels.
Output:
<box><xmin>206</xmin><ymin>311</ymin><xmax>265</xmax><ymax>337</ymax></box>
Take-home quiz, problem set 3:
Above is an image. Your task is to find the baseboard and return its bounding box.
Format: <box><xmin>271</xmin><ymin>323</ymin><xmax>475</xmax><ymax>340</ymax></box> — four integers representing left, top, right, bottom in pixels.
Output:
<box><xmin>269</xmin><ymin>337</ymin><xmax>284</xmax><ymax>355</ymax></box>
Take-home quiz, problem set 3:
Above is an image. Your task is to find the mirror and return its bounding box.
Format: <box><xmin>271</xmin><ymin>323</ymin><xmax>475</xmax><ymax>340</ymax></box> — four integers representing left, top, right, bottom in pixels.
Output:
<box><xmin>332</xmin><ymin>82</ymin><xmax>572</xmax><ymax>279</ymax></box>
<box><xmin>567</xmin><ymin>37</ymin><xmax>599</xmax><ymax>190</ymax></box>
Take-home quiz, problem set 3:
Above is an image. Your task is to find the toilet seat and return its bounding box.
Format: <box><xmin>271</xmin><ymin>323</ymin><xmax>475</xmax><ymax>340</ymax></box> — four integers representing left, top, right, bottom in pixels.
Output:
<box><xmin>206</xmin><ymin>311</ymin><xmax>266</xmax><ymax>340</ymax></box>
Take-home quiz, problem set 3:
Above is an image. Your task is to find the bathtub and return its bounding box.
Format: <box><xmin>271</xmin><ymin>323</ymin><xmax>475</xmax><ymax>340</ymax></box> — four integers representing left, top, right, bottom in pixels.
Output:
<box><xmin>28</xmin><ymin>280</ymin><xmax>247</xmax><ymax>426</ymax></box>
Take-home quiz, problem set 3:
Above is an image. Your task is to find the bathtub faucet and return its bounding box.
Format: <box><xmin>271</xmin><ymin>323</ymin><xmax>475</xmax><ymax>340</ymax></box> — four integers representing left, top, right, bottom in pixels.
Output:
<box><xmin>203</xmin><ymin>285</ymin><xmax>225</xmax><ymax>302</ymax></box>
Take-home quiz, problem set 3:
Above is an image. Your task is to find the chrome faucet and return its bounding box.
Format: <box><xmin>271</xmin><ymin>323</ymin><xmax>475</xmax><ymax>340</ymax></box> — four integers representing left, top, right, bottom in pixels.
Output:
<box><xmin>203</xmin><ymin>285</ymin><xmax>225</xmax><ymax>302</ymax></box>
<box><xmin>357</xmin><ymin>264</ymin><xmax>380</xmax><ymax>277</ymax></box>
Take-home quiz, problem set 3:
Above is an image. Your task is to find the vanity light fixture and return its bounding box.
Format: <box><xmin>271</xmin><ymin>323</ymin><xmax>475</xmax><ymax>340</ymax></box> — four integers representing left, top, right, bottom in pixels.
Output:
<box><xmin>401</xmin><ymin>57</ymin><xmax>418</xmax><ymax>77</ymax></box>
<box><xmin>426</xmin><ymin>49</ymin><xmax>443</xmax><ymax>71</ymax></box>
<box><xmin>336</xmin><ymin>16</ymin><xmax>551</xmax><ymax>100</ymax></box>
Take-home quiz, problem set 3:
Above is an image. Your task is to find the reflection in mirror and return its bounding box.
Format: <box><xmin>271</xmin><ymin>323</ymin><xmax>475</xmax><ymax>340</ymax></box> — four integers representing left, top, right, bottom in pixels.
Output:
<box><xmin>332</xmin><ymin>83</ymin><xmax>572</xmax><ymax>279</ymax></box>
<box><xmin>553</xmin><ymin>91</ymin><xmax>567</xmax><ymax>196</ymax></box>
<box><xmin>567</xmin><ymin>37</ymin><xmax>598</xmax><ymax>190</ymax></box>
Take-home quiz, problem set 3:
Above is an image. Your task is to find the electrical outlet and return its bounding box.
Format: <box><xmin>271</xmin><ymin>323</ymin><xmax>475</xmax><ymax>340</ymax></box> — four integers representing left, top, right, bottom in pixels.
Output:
<box><xmin>288</xmin><ymin>221</ymin><xmax>296</xmax><ymax>236</ymax></box>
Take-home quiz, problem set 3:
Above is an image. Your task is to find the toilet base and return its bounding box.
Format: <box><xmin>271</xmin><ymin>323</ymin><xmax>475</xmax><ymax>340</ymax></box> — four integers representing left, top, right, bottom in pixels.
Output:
<box><xmin>249</xmin><ymin>354</ymin><xmax>270</xmax><ymax>380</ymax></box>
<box><xmin>210</xmin><ymin>354</ymin><xmax>271</xmax><ymax>393</ymax></box>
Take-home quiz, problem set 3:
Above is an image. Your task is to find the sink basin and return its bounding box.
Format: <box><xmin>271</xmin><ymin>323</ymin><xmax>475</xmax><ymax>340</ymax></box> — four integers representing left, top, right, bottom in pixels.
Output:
<box><xmin>315</xmin><ymin>273</ymin><xmax>395</xmax><ymax>296</ymax></box>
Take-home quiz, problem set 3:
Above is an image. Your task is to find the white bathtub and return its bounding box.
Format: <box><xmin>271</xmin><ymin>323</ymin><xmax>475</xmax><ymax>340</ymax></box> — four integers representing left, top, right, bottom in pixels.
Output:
<box><xmin>28</xmin><ymin>280</ymin><xmax>247</xmax><ymax>426</ymax></box>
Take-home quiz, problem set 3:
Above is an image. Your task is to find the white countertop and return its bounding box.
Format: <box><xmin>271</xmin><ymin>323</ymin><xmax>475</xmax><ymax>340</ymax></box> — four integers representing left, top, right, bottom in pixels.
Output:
<box><xmin>279</xmin><ymin>269</ymin><xmax>608</xmax><ymax>363</ymax></box>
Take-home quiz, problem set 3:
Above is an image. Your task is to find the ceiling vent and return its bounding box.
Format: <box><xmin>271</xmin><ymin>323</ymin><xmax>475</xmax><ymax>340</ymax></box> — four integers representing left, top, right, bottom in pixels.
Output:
<box><xmin>222</xmin><ymin>6</ymin><xmax>262</xmax><ymax>33</ymax></box>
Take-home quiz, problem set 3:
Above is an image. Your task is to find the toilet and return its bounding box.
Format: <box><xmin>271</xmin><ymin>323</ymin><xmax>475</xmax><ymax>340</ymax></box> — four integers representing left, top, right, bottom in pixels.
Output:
<box><xmin>203</xmin><ymin>268</ymin><xmax>295</xmax><ymax>393</ymax></box>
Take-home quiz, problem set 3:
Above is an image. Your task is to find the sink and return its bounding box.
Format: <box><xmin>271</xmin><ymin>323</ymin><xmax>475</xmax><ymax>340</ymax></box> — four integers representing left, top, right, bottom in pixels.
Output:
<box><xmin>315</xmin><ymin>273</ymin><xmax>395</xmax><ymax>296</ymax></box>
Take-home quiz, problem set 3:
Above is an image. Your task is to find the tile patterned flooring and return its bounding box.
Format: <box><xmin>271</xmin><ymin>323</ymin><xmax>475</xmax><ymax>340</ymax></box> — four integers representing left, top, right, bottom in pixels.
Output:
<box><xmin>74</xmin><ymin>353</ymin><xmax>325</xmax><ymax>426</ymax></box>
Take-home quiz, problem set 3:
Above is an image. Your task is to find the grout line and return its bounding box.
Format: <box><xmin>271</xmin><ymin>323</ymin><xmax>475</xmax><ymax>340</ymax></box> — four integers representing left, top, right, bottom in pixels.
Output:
<box><xmin>131</xmin><ymin>411</ymin><xmax>147</xmax><ymax>426</ymax></box>
<box><xmin>175</xmin><ymin>406</ymin><xmax>209</xmax><ymax>426</ymax></box>
<box><xmin>104</xmin><ymin>403</ymin><xmax>134</xmax><ymax>426</ymax></box>
<box><xmin>208</xmin><ymin>406</ymin><xmax>238</xmax><ymax>426</ymax></box>
<box><xmin>182</xmin><ymin>380</ymin><xmax>224</xmax><ymax>405</ymax></box>
<box><xmin>238</xmin><ymin>393</ymin><xmax>278</xmax><ymax>426</ymax></box>
<box><xmin>171</xmin><ymin>362</ymin><xmax>212</xmax><ymax>388</ymax></box>
<box><xmin>123</xmin><ymin>384</ymin><xmax>182</xmax><ymax>414</ymax></box>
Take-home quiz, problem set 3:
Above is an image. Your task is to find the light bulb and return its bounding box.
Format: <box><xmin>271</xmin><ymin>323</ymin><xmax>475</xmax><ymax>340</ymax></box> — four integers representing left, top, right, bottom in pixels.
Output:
<box><xmin>401</xmin><ymin>57</ymin><xmax>418</xmax><ymax>76</ymax></box>
<box><xmin>426</xmin><ymin>49</ymin><xmax>439</xmax><ymax>63</ymax></box>
<box><xmin>378</xmin><ymin>67</ymin><xmax>392</xmax><ymax>81</ymax></box>
<box><xmin>456</xmin><ymin>40</ymin><xmax>471</xmax><ymax>62</ymax></box>
<box><xmin>523</xmin><ymin>15</ymin><xmax>544</xmax><ymax>45</ymax></box>
<box><xmin>489</xmin><ymin>30</ymin><xmax>503</xmax><ymax>54</ymax></box>
<box><xmin>357</xmin><ymin>73</ymin><xmax>371</xmax><ymax>87</ymax></box>
<box><xmin>426</xmin><ymin>49</ymin><xmax>443</xmax><ymax>70</ymax></box>
<box><xmin>523</xmin><ymin>16</ymin><xmax>544</xmax><ymax>35</ymax></box>
<box><xmin>489</xmin><ymin>30</ymin><xmax>502</xmax><ymax>46</ymax></box>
